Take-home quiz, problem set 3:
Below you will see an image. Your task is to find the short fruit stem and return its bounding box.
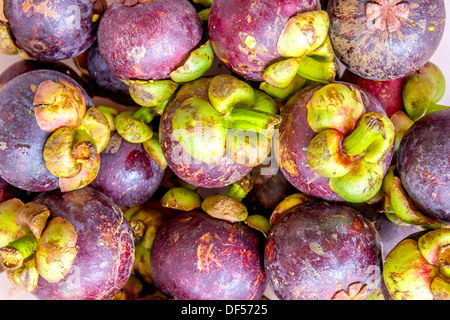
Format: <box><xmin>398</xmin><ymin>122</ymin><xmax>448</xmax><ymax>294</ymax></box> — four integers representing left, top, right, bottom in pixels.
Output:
<box><xmin>343</xmin><ymin>114</ymin><xmax>384</xmax><ymax>157</ymax></box>
<box><xmin>133</xmin><ymin>107</ymin><xmax>156</xmax><ymax>125</ymax></box>
<box><xmin>297</xmin><ymin>55</ymin><xmax>337</xmax><ymax>83</ymax></box>
<box><xmin>0</xmin><ymin>233</ymin><xmax>37</xmax><ymax>270</ymax></box>
<box><xmin>227</xmin><ymin>108</ymin><xmax>281</xmax><ymax>132</ymax></box>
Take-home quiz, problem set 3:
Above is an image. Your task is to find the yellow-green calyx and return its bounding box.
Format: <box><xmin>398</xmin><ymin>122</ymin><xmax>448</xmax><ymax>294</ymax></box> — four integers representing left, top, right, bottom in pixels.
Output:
<box><xmin>172</xmin><ymin>75</ymin><xmax>281</xmax><ymax>166</ymax></box>
<box><xmin>0</xmin><ymin>200</ymin><xmax>78</xmax><ymax>291</ymax></box>
<box><xmin>261</xmin><ymin>10</ymin><xmax>337</xmax><ymax>98</ymax></box>
<box><xmin>383</xmin><ymin>229</ymin><xmax>450</xmax><ymax>300</ymax></box>
<box><xmin>306</xmin><ymin>84</ymin><xmax>395</xmax><ymax>202</ymax></box>
<box><xmin>33</xmin><ymin>80</ymin><xmax>110</xmax><ymax>192</ymax></box>
<box><xmin>160</xmin><ymin>187</ymin><xmax>202</xmax><ymax>212</ymax></box>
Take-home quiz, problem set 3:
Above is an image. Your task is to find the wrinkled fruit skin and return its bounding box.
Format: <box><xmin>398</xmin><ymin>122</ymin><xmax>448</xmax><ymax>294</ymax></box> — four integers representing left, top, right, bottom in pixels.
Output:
<box><xmin>397</xmin><ymin>109</ymin><xmax>450</xmax><ymax>223</ymax></box>
<box><xmin>209</xmin><ymin>0</ymin><xmax>320</xmax><ymax>82</ymax></box>
<box><xmin>328</xmin><ymin>0</ymin><xmax>446</xmax><ymax>80</ymax></box>
<box><xmin>340</xmin><ymin>69</ymin><xmax>405</xmax><ymax>118</ymax></box>
<box><xmin>277</xmin><ymin>82</ymin><xmax>393</xmax><ymax>201</ymax></box>
<box><xmin>32</xmin><ymin>187</ymin><xmax>135</xmax><ymax>300</ymax></box>
<box><xmin>0</xmin><ymin>70</ymin><xmax>93</xmax><ymax>192</ymax></box>
<box><xmin>98</xmin><ymin>0</ymin><xmax>202</xmax><ymax>80</ymax></box>
<box><xmin>79</xmin><ymin>41</ymin><xmax>136</xmax><ymax>106</ymax></box>
<box><xmin>91</xmin><ymin>134</ymin><xmax>164</xmax><ymax>208</ymax></box>
<box><xmin>0</xmin><ymin>59</ymin><xmax>86</xmax><ymax>91</ymax></box>
<box><xmin>264</xmin><ymin>202</ymin><xmax>382</xmax><ymax>300</ymax></box>
<box><xmin>4</xmin><ymin>0</ymin><xmax>99</xmax><ymax>61</ymax></box>
<box><xmin>159</xmin><ymin>78</ymin><xmax>252</xmax><ymax>188</ymax></box>
<box><xmin>150</xmin><ymin>210</ymin><xmax>266</xmax><ymax>300</ymax></box>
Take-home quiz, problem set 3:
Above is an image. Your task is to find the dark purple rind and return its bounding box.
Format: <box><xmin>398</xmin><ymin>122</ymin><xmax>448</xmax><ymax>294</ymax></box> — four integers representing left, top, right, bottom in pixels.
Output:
<box><xmin>31</xmin><ymin>187</ymin><xmax>135</xmax><ymax>300</ymax></box>
<box><xmin>98</xmin><ymin>0</ymin><xmax>202</xmax><ymax>81</ymax></box>
<box><xmin>208</xmin><ymin>0</ymin><xmax>320</xmax><ymax>82</ymax></box>
<box><xmin>84</xmin><ymin>42</ymin><xmax>137</xmax><ymax>106</ymax></box>
<box><xmin>0</xmin><ymin>176</ymin><xmax>27</xmax><ymax>203</ymax></box>
<box><xmin>397</xmin><ymin>109</ymin><xmax>450</xmax><ymax>223</ymax></box>
<box><xmin>150</xmin><ymin>210</ymin><xmax>266</xmax><ymax>300</ymax></box>
<box><xmin>4</xmin><ymin>0</ymin><xmax>99</xmax><ymax>61</ymax></box>
<box><xmin>0</xmin><ymin>69</ymin><xmax>93</xmax><ymax>192</ymax></box>
<box><xmin>327</xmin><ymin>0</ymin><xmax>446</xmax><ymax>80</ymax></box>
<box><xmin>0</xmin><ymin>60</ymin><xmax>86</xmax><ymax>91</ymax></box>
<box><xmin>276</xmin><ymin>82</ymin><xmax>394</xmax><ymax>202</ymax></box>
<box><xmin>264</xmin><ymin>202</ymin><xmax>382</xmax><ymax>300</ymax></box>
<box><xmin>91</xmin><ymin>134</ymin><xmax>164</xmax><ymax>208</ymax></box>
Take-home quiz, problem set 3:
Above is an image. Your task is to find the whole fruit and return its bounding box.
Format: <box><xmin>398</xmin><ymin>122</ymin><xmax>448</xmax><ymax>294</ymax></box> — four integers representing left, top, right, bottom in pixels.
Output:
<box><xmin>150</xmin><ymin>210</ymin><xmax>266</xmax><ymax>300</ymax></box>
<box><xmin>3</xmin><ymin>0</ymin><xmax>104</xmax><ymax>60</ymax></box>
<box><xmin>265</xmin><ymin>201</ymin><xmax>382</xmax><ymax>300</ymax></box>
<box><xmin>277</xmin><ymin>82</ymin><xmax>395</xmax><ymax>202</ymax></box>
<box><xmin>0</xmin><ymin>69</ymin><xmax>95</xmax><ymax>192</ymax></box>
<box><xmin>397</xmin><ymin>109</ymin><xmax>450</xmax><ymax>223</ymax></box>
<box><xmin>328</xmin><ymin>0</ymin><xmax>446</xmax><ymax>80</ymax></box>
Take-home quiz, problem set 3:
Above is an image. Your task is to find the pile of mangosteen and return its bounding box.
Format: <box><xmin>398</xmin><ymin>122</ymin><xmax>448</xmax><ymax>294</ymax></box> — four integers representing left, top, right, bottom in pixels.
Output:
<box><xmin>0</xmin><ymin>0</ymin><xmax>448</xmax><ymax>301</ymax></box>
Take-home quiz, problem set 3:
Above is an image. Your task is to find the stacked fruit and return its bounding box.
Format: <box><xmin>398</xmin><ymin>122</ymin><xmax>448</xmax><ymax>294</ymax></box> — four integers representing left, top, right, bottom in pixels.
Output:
<box><xmin>0</xmin><ymin>0</ymin><xmax>448</xmax><ymax>300</ymax></box>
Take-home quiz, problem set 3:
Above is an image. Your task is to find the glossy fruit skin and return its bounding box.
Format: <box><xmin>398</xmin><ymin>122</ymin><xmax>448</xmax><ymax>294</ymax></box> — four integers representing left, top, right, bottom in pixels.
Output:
<box><xmin>0</xmin><ymin>69</ymin><xmax>94</xmax><ymax>192</ymax></box>
<box><xmin>150</xmin><ymin>210</ymin><xmax>266</xmax><ymax>300</ymax></box>
<box><xmin>31</xmin><ymin>187</ymin><xmax>135</xmax><ymax>300</ymax></box>
<box><xmin>159</xmin><ymin>78</ymin><xmax>252</xmax><ymax>188</ymax></box>
<box><xmin>4</xmin><ymin>0</ymin><xmax>99</xmax><ymax>61</ymax></box>
<box><xmin>277</xmin><ymin>82</ymin><xmax>394</xmax><ymax>202</ymax></box>
<box><xmin>98</xmin><ymin>0</ymin><xmax>202</xmax><ymax>81</ymax></box>
<box><xmin>264</xmin><ymin>202</ymin><xmax>382</xmax><ymax>300</ymax></box>
<box><xmin>340</xmin><ymin>69</ymin><xmax>405</xmax><ymax>118</ymax></box>
<box><xmin>397</xmin><ymin>109</ymin><xmax>450</xmax><ymax>223</ymax></box>
<box><xmin>208</xmin><ymin>0</ymin><xmax>320</xmax><ymax>82</ymax></box>
<box><xmin>327</xmin><ymin>0</ymin><xmax>446</xmax><ymax>80</ymax></box>
<box><xmin>91</xmin><ymin>134</ymin><xmax>164</xmax><ymax>208</ymax></box>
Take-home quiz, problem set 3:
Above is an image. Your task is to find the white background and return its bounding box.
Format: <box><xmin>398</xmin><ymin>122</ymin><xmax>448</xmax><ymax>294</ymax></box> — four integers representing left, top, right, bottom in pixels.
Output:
<box><xmin>0</xmin><ymin>2</ymin><xmax>448</xmax><ymax>300</ymax></box>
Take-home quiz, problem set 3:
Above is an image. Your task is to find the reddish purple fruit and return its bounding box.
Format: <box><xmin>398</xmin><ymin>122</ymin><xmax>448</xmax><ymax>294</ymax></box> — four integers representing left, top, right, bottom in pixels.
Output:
<box><xmin>0</xmin><ymin>69</ymin><xmax>93</xmax><ymax>192</ymax></box>
<box><xmin>0</xmin><ymin>176</ymin><xmax>27</xmax><ymax>203</ymax></box>
<box><xmin>150</xmin><ymin>210</ymin><xmax>266</xmax><ymax>300</ymax></box>
<box><xmin>328</xmin><ymin>0</ymin><xmax>446</xmax><ymax>80</ymax></box>
<box><xmin>397</xmin><ymin>109</ymin><xmax>450</xmax><ymax>223</ymax></box>
<box><xmin>209</xmin><ymin>0</ymin><xmax>321</xmax><ymax>82</ymax></box>
<box><xmin>98</xmin><ymin>0</ymin><xmax>202</xmax><ymax>81</ymax></box>
<box><xmin>340</xmin><ymin>69</ymin><xmax>405</xmax><ymax>118</ymax></box>
<box><xmin>91</xmin><ymin>133</ymin><xmax>164</xmax><ymax>208</ymax></box>
<box><xmin>264</xmin><ymin>201</ymin><xmax>382</xmax><ymax>300</ymax></box>
<box><xmin>31</xmin><ymin>187</ymin><xmax>135</xmax><ymax>300</ymax></box>
<box><xmin>3</xmin><ymin>0</ymin><xmax>104</xmax><ymax>61</ymax></box>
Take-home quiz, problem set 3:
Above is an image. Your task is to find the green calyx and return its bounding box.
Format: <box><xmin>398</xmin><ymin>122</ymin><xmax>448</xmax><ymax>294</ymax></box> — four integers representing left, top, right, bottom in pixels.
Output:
<box><xmin>306</xmin><ymin>84</ymin><xmax>395</xmax><ymax>202</ymax></box>
<box><xmin>160</xmin><ymin>187</ymin><xmax>202</xmax><ymax>212</ymax></box>
<box><xmin>260</xmin><ymin>10</ymin><xmax>336</xmax><ymax>97</ymax></box>
<box><xmin>114</xmin><ymin>109</ymin><xmax>154</xmax><ymax>144</ymax></box>
<box><xmin>142</xmin><ymin>133</ymin><xmax>167</xmax><ymax>171</ymax></box>
<box><xmin>226</xmin><ymin>175</ymin><xmax>253</xmax><ymax>201</ymax></box>
<box><xmin>201</xmin><ymin>194</ymin><xmax>248</xmax><ymax>222</ymax></box>
<box><xmin>172</xmin><ymin>75</ymin><xmax>281</xmax><ymax>166</ymax></box>
<box><xmin>383</xmin><ymin>229</ymin><xmax>450</xmax><ymax>300</ymax></box>
<box><xmin>403</xmin><ymin>62</ymin><xmax>448</xmax><ymax>121</ymax></box>
<box><xmin>129</xmin><ymin>79</ymin><xmax>179</xmax><ymax>108</ymax></box>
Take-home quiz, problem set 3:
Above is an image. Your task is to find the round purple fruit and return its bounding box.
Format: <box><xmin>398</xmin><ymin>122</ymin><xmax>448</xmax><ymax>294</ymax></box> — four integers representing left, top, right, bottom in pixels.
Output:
<box><xmin>150</xmin><ymin>210</ymin><xmax>266</xmax><ymax>300</ymax></box>
<box><xmin>265</xmin><ymin>201</ymin><xmax>382</xmax><ymax>300</ymax></box>
<box><xmin>3</xmin><ymin>0</ymin><xmax>105</xmax><ymax>61</ymax></box>
<box><xmin>397</xmin><ymin>109</ymin><xmax>450</xmax><ymax>223</ymax></box>
<box><xmin>0</xmin><ymin>69</ymin><xmax>97</xmax><ymax>192</ymax></box>
<box><xmin>91</xmin><ymin>133</ymin><xmax>165</xmax><ymax>208</ymax></box>
<box><xmin>327</xmin><ymin>0</ymin><xmax>446</xmax><ymax>80</ymax></box>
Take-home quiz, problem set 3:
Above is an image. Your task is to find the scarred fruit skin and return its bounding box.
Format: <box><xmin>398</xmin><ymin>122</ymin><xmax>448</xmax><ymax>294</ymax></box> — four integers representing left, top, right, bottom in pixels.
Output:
<box><xmin>91</xmin><ymin>133</ymin><xmax>164</xmax><ymax>208</ymax></box>
<box><xmin>0</xmin><ymin>69</ymin><xmax>93</xmax><ymax>192</ymax></box>
<box><xmin>159</xmin><ymin>77</ymin><xmax>252</xmax><ymax>188</ymax></box>
<box><xmin>397</xmin><ymin>109</ymin><xmax>450</xmax><ymax>223</ymax></box>
<box><xmin>31</xmin><ymin>187</ymin><xmax>135</xmax><ymax>300</ymax></box>
<box><xmin>98</xmin><ymin>0</ymin><xmax>202</xmax><ymax>81</ymax></box>
<box><xmin>277</xmin><ymin>82</ymin><xmax>393</xmax><ymax>202</ymax></box>
<box><xmin>208</xmin><ymin>0</ymin><xmax>320</xmax><ymax>82</ymax></box>
<box><xmin>4</xmin><ymin>0</ymin><xmax>100</xmax><ymax>61</ymax></box>
<box><xmin>328</xmin><ymin>0</ymin><xmax>446</xmax><ymax>80</ymax></box>
<box><xmin>150</xmin><ymin>210</ymin><xmax>266</xmax><ymax>300</ymax></box>
<box><xmin>340</xmin><ymin>69</ymin><xmax>405</xmax><ymax>118</ymax></box>
<box><xmin>264</xmin><ymin>202</ymin><xmax>382</xmax><ymax>300</ymax></box>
